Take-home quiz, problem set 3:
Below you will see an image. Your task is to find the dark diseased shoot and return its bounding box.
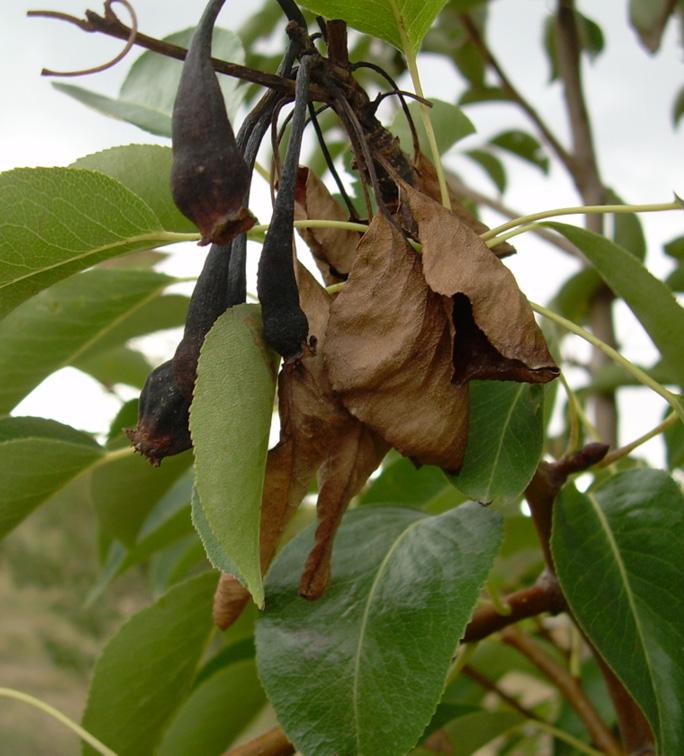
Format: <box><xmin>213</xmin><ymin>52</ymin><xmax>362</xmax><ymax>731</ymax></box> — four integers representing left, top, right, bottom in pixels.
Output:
<box><xmin>171</xmin><ymin>0</ymin><xmax>255</xmax><ymax>245</ymax></box>
<box><xmin>257</xmin><ymin>52</ymin><xmax>314</xmax><ymax>360</ymax></box>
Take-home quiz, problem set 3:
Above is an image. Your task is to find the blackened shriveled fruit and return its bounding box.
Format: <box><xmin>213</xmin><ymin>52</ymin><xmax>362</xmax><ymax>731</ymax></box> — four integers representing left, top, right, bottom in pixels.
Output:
<box><xmin>171</xmin><ymin>0</ymin><xmax>255</xmax><ymax>245</ymax></box>
<box><xmin>126</xmin><ymin>361</ymin><xmax>192</xmax><ymax>466</ymax></box>
<box><xmin>172</xmin><ymin>242</ymin><xmax>234</xmax><ymax>400</ymax></box>
<box><xmin>257</xmin><ymin>54</ymin><xmax>313</xmax><ymax>359</ymax></box>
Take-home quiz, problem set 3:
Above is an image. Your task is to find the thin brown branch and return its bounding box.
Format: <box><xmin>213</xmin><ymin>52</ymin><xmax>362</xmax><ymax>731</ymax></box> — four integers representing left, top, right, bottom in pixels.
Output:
<box><xmin>594</xmin><ymin>657</ymin><xmax>654</xmax><ymax>755</ymax></box>
<box><xmin>554</xmin><ymin>0</ymin><xmax>617</xmax><ymax>447</ymax></box>
<box><xmin>225</xmin><ymin>726</ymin><xmax>294</xmax><ymax>756</ymax></box>
<box><xmin>28</xmin><ymin>6</ymin><xmax>328</xmax><ymax>101</ymax></box>
<box><xmin>459</xmin><ymin>14</ymin><xmax>575</xmax><ymax>175</ymax></box>
<box><xmin>502</xmin><ymin>627</ymin><xmax>622</xmax><ymax>755</ymax></box>
<box><xmin>524</xmin><ymin>442</ymin><xmax>609</xmax><ymax>571</ymax></box>
<box><xmin>462</xmin><ymin>572</ymin><xmax>565</xmax><ymax>643</ymax></box>
<box><xmin>463</xmin><ymin>664</ymin><xmax>540</xmax><ymax>720</ymax></box>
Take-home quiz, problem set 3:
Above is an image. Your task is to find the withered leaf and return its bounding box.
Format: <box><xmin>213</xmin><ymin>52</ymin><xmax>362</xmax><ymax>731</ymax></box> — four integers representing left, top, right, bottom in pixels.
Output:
<box><xmin>402</xmin><ymin>185</ymin><xmax>559</xmax><ymax>386</ymax></box>
<box><xmin>414</xmin><ymin>153</ymin><xmax>515</xmax><ymax>259</ymax></box>
<box><xmin>294</xmin><ymin>167</ymin><xmax>361</xmax><ymax>284</ymax></box>
<box><xmin>324</xmin><ymin>214</ymin><xmax>469</xmax><ymax>473</ymax></box>
<box><xmin>214</xmin><ymin>266</ymin><xmax>386</xmax><ymax>626</ymax></box>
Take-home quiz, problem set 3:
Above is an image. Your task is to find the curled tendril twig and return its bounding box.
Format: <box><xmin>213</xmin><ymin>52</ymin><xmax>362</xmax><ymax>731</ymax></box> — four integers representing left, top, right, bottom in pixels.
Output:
<box><xmin>31</xmin><ymin>0</ymin><xmax>138</xmax><ymax>77</ymax></box>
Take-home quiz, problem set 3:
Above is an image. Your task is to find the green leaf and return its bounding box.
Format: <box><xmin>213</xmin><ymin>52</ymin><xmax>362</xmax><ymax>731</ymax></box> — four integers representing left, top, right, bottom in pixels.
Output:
<box><xmin>82</xmin><ymin>571</ymin><xmax>216</xmax><ymax>756</ymax></box>
<box><xmin>629</xmin><ymin>0</ymin><xmax>678</xmax><ymax>53</ymax></box>
<box><xmin>439</xmin><ymin>709</ymin><xmax>524</xmax><ymax>755</ymax></box>
<box><xmin>390</xmin><ymin>99</ymin><xmax>475</xmax><ymax>156</ymax></box>
<box><xmin>545</xmin><ymin>222</ymin><xmax>684</xmax><ymax>388</ymax></box>
<box><xmin>489</xmin><ymin>130</ymin><xmax>549</xmax><ymax>174</ymax></box>
<box><xmin>0</xmin><ymin>168</ymin><xmax>181</xmax><ymax>321</ymax></box>
<box><xmin>88</xmin><ymin>475</ymin><xmax>195</xmax><ymax>603</ymax></box>
<box><xmin>190</xmin><ymin>304</ymin><xmax>278</xmax><ymax>607</ymax></box>
<box><xmin>149</xmin><ymin>535</ymin><xmax>207</xmax><ymax>596</ymax></box>
<box><xmin>667</xmin><ymin>263</ymin><xmax>684</xmax><ymax>292</ymax></box>
<box><xmin>549</xmin><ymin>267</ymin><xmax>601</xmax><ymax>325</ymax></box>
<box><xmin>459</xmin><ymin>85</ymin><xmax>511</xmax><ymax>106</ymax></box>
<box><xmin>73</xmin><ymin>145</ymin><xmax>195</xmax><ymax>233</ymax></box>
<box><xmin>158</xmin><ymin>659</ymin><xmax>266</xmax><ymax>755</ymax></box>
<box><xmin>465</xmin><ymin>148</ymin><xmax>506</xmax><ymax>193</ymax></box>
<box><xmin>297</xmin><ymin>0</ymin><xmax>449</xmax><ymax>53</ymax></box>
<box><xmin>544</xmin><ymin>11</ymin><xmax>604</xmax><ymax>81</ymax></box>
<box><xmin>664</xmin><ymin>234</ymin><xmax>684</xmax><ymax>260</ymax></box>
<box><xmin>191</xmin><ymin>486</ymin><xmax>241</xmax><ymax>575</ymax></box>
<box><xmin>0</xmin><ymin>417</ymin><xmax>103</xmax><ymax>539</ymax></box>
<box><xmin>359</xmin><ymin>455</ymin><xmax>465</xmax><ymax>513</ymax></box>
<box><xmin>79</xmin><ymin>293</ymin><xmax>189</xmax><ymax>359</ymax></box>
<box><xmin>55</xmin><ymin>28</ymin><xmax>244</xmax><ymax>138</ymax></box>
<box><xmin>91</xmin><ymin>449</ymin><xmax>192</xmax><ymax>545</ymax></box>
<box><xmin>673</xmin><ymin>84</ymin><xmax>684</xmax><ymax>127</ymax></box>
<box><xmin>605</xmin><ymin>188</ymin><xmax>647</xmax><ymax>260</ymax></box>
<box><xmin>664</xmin><ymin>409</ymin><xmax>684</xmax><ymax>468</ymax></box>
<box><xmin>447</xmin><ymin>382</ymin><xmax>544</xmax><ymax>505</ymax></box>
<box><xmin>0</xmin><ymin>268</ymin><xmax>172</xmax><ymax>412</ymax></box>
<box><xmin>256</xmin><ymin>504</ymin><xmax>503</xmax><ymax>755</ymax></box>
<box><xmin>551</xmin><ymin>470</ymin><xmax>684</xmax><ymax>755</ymax></box>
<box><xmin>75</xmin><ymin>345</ymin><xmax>152</xmax><ymax>389</ymax></box>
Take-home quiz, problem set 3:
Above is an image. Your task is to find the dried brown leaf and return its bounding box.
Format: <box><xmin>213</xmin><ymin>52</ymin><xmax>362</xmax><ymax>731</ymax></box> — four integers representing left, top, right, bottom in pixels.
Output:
<box><xmin>414</xmin><ymin>153</ymin><xmax>515</xmax><ymax>258</ymax></box>
<box><xmin>294</xmin><ymin>167</ymin><xmax>361</xmax><ymax>284</ymax></box>
<box><xmin>213</xmin><ymin>266</ymin><xmax>386</xmax><ymax>625</ymax></box>
<box><xmin>402</xmin><ymin>185</ymin><xmax>558</xmax><ymax>385</ymax></box>
<box><xmin>299</xmin><ymin>421</ymin><xmax>387</xmax><ymax>600</ymax></box>
<box><xmin>324</xmin><ymin>214</ymin><xmax>469</xmax><ymax>472</ymax></box>
<box><xmin>213</xmin><ymin>574</ymin><xmax>251</xmax><ymax>631</ymax></box>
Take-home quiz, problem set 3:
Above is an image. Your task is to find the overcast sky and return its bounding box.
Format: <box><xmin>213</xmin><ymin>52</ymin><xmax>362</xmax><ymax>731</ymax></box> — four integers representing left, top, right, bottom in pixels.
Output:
<box><xmin>1</xmin><ymin>0</ymin><xmax>682</xmax><ymax>462</ymax></box>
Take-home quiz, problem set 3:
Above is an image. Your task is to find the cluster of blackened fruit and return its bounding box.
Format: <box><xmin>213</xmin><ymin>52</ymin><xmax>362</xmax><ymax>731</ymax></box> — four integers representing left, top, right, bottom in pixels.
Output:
<box><xmin>127</xmin><ymin>0</ymin><xmax>313</xmax><ymax>463</ymax></box>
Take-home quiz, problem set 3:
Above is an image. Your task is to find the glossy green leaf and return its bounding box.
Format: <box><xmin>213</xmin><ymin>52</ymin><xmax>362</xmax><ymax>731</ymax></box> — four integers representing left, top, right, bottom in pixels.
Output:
<box><xmin>545</xmin><ymin>222</ymin><xmax>684</xmax><ymax>388</ymax></box>
<box><xmin>0</xmin><ymin>268</ymin><xmax>173</xmax><ymax>412</ymax></box>
<box><xmin>629</xmin><ymin>0</ymin><xmax>678</xmax><ymax>53</ymax></box>
<box><xmin>73</xmin><ymin>145</ymin><xmax>195</xmax><ymax>233</ymax></box>
<box><xmin>359</xmin><ymin>455</ymin><xmax>464</xmax><ymax>513</ymax></box>
<box><xmin>390</xmin><ymin>99</ymin><xmax>475</xmax><ymax>156</ymax></box>
<box><xmin>0</xmin><ymin>417</ymin><xmax>103</xmax><ymax>539</ymax></box>
<box><xmin>158</xmin><ymin>659</ymin><xmax>266</xmax><ymax>755</ymax></box>
<box><xmin>55</xmin><ymin>28</ymin><xmax>244</xmax><ymax>137</ymax></box>
<box><xmin>82</xmin><ymin>571</ymin><xmax>216</xmax><ymax>756</ymax></box>
<box><xmin>297</xmin><ymin>0</ymin><xmax>449</xmax><ymax>53</ymax></box>
<box><xmin>448</xmin><ymin>381</ymin><xmax>544</xmax><ymax>505</ymax></box>
<box><xmin>551</xmin><ymin>470</ymin><xmax>684</xmax><ymax>754</ymax></box>
<box><xmin>465</xmin><ymin>148</ymin><xmax>506</xmax><ymax>193</ymax></box>
<box><xmin>256</xmin><ymin>504</ymin><xmax>503</xmax><ymax>755</ymax></box>
<box><xmin>489</xmin><ymin>129</ymin><xmax>549</xmax><ymax>173</ymax></box>
<box><xmin>190</xmin><ymin>304</ymin><xmax>278</xmax><ymax>607</ymax></box>
<box><xmin>91</xmin><ymin>449</ymin><xmax>191</xmax><ymax>545</ymax></box>
<box><xmin>0</xmin><ymin>168</ymin><xmax>180</xmax><ymax>321</ymax></box>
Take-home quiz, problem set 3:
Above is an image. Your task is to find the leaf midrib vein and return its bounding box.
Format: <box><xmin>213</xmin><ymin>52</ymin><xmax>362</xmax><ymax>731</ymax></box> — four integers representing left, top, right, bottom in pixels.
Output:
<box><xmin>351</xmin><ymin>515</ymin><xmax>425</xmax><ymax>754</ymax></box>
